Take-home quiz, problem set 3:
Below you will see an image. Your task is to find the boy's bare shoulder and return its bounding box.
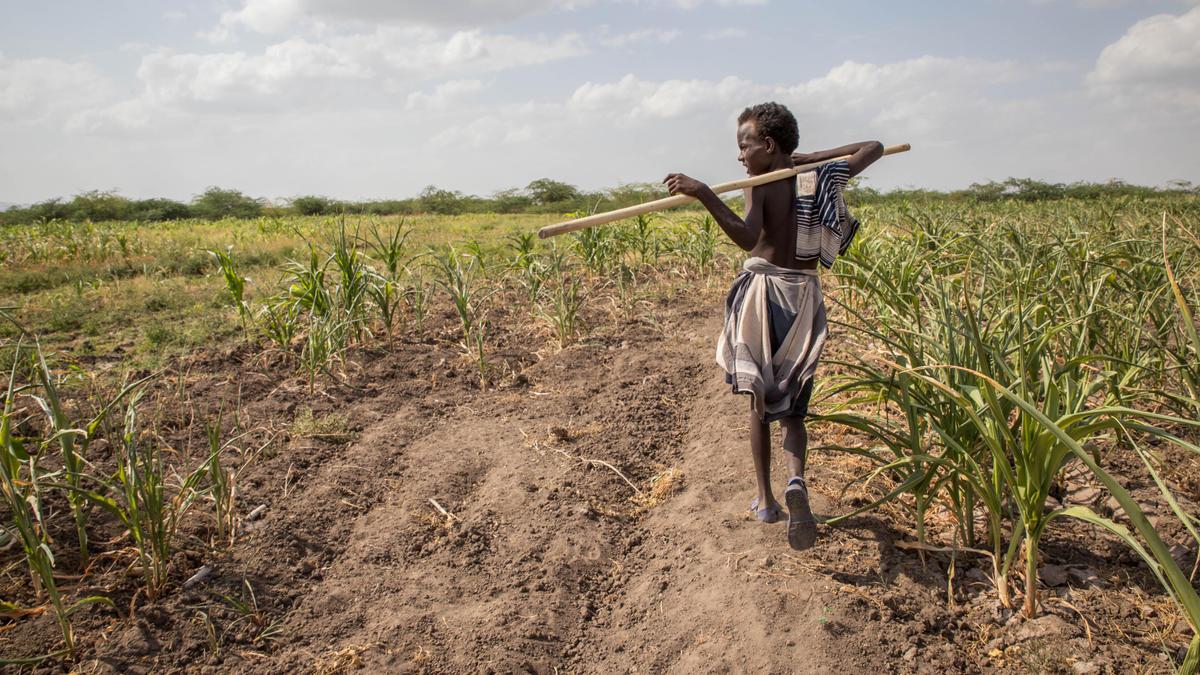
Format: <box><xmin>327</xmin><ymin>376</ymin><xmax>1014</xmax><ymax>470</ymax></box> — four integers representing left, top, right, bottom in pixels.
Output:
<box><xmin>753</xmin><ymin>178</ymin><xmax>792</xmax><ymax>199</ymax></box>
<box><xmin>759</xmin><ymin>177</ymin><xmax>793</xmax><ymax>209</ymax></box>
<box><xmin>754</xmin><ymin>178</ymin><xmax>793</xmax><ymax>230</ymax></box>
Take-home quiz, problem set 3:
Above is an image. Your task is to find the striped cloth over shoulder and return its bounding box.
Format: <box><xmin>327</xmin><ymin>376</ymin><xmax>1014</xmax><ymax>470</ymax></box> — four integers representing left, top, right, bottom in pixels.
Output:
<box><xmin>794</xmin><ymin>159</ymin><xmax>860</xmax><ymax>268</ymax></box>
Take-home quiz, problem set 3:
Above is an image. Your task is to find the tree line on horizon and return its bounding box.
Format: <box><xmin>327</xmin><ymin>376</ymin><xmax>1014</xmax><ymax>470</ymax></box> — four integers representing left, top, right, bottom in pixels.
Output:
<box><xmin>2</xmin><ymin>176</ymin><xmax>1195</xmax><ymax>226</ymax></box>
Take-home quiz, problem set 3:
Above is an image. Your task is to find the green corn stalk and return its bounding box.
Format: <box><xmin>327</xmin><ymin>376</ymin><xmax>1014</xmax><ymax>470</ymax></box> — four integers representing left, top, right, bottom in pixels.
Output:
<box><xmin>572</xmin><ymin>224</ymin><xmax>619</xmax><ymax>276</ymax></box>
<box><xmin>367</xmin><ymin>273</ymin><xmax>402</xmax><ymax>340</ymax></box>
<box><xmin>300</xmin><ymin>314</ymin><xmax>347</xmax><ymax>393</ymax></box>
<box><xmin>680</xmin><ymin>214</ymin><xmax>720</xmax><ymax>276</ymax></box>
<box><xmin>464</xmin><ymin>238</ymin><xmax>490</xmax><ymax>276</ymax></box>
<box><xmin>205</xmin><ymin>419</ymin><xmax>235</xmax><ymax>547</ymax></box>
<box><xmin>362</xmin><ymin>220</ymin><xmax>410</xmax><ymax>280</ymax></box>
<box><xmin>618</xmin><ymin>213</ymin><xmax>660</xmax><ymax>267</ymax></box>
<box><xmin>0</xmin><ymin>340</ymin><xmax>111</xmax><ymax>660</ymax></box>
<box><xmin>609</xmin><ymin>262</ymin><xmax>640</xmax><ymax>322</ymax></box>
<box><xmin>77</xmin><ymin>391</ymin><xmax>209</xmax><ymax>599</ymax></box>
<box><xmin>429</xmin><ymin>246</ymin><xmax>496</xmax><ymax>385</ymax></box>
<box><xmin>329</xmin><ymin>223</ymin><xmax>371</xmax><ymax>343</ymax></box>
<box><xmin>814</xmin><ymin>210</ymin><xmax>1175</xmax><ymax>613</ymax></box>
<box><xmin>208</xmin><ymin>248</ymin><xmax>251</xmax><ymax>332</ymax></box>
<box><xmin>429</xmin><ymin>246</ymin><xmax>477</xmax><ymax>339</ymax></box>
<box><xmin>404</xmin><ymin>273</ymin><xmax>432</xmax><ymax>331</ymax></box>
<box><xmin>2</xmin><ymin>311</ymin><xmax>147</xmax><ymax>567</ymax></box>
<box><xmin>217</xmin><ymin>578</ymin><xmax>284</xmax><ymax>645</ymax></box>
<box><xmin>539</xmin><ymin>273</ymin><xmax>584</xmax><ymax>349</ymax></box>
<box><xmin>974</xmin><ymin>368</ymin><xmax>1200</xmax><ymax>668</ymax></box>
<box><xmin>285</xmin><ymin>244</ymin><xmax>332</xmax><ymax>318</ymax></box>
<box><xmin>258</xmin><ymin>298</ymin><xmax>301</xmax><ymax>356</ymax></box>
<box><xmin>468</xmin><ymin>313</ymin><xmax>491</xmax><ymax>388</ymax></box>
<box><xmin>816</xmin><ymin>234</ymin><xmax>994</xmax><ymax>556</ymax></box>
<box><xmin>1163</xmin><ymin>214</ymin><xmax>1200</xmax><ymax>419</ymax></box>
<box><xmin>29</xmin><ymin>348</ymin><xmax>149</xmax><ymax>567</ymax></box>
<box><xmin>506</xmin><ymin>231</ymin><xmax>547</xmax><ymax>303</ymax></box>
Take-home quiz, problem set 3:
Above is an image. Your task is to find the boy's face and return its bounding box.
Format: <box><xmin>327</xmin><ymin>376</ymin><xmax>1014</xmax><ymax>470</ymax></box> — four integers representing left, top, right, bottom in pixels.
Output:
<box><xmin>737</xmin><ymin>121</ymin><xmax>775</xmax><ymax>176</ymax></box>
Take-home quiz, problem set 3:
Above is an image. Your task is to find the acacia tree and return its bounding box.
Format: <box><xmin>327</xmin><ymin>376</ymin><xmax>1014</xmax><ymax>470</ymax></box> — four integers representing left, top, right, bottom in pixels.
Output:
<box><xmin>419</xmin><ymin>186</ymin><xmax>466</xmax><ymax>215</ymax></box>
<box><xmin>526</xmin><ymin>178</ymin><xmax>579</xmax><ymax>205</ymax></box>
<box><xmin>191</xmin><ymin>187</ymin><xmax>263</xmax><ymax>219</ymax></box>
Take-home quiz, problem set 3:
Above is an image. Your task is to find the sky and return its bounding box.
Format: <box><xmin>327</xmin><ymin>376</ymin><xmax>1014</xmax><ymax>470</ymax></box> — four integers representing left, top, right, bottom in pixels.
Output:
<box><xmin>1</xmin><ymin>0</ymin><xmax>1199</xmax><ymax>204</ymax></box>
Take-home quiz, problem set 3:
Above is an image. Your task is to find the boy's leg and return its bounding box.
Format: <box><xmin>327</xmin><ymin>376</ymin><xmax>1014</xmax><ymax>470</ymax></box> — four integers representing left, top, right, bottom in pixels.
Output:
<box><xmin>781</xmin><ymin>414</ymin><xmax>817</xmax><ymax>550</ymax></box>
<box><xmin>749</xmin><ymin>407</ymin><xmax>780</xmax><ymax>515</ymax></box>
<box><xmin>780</xmin><ymin>378</ymin><xmax>815</xmax><ymax>479</ymax></box>
<box><xmin>780</xmin><ymin>416</ymin><xmax>807</xmax><ymax>478</ymax></box>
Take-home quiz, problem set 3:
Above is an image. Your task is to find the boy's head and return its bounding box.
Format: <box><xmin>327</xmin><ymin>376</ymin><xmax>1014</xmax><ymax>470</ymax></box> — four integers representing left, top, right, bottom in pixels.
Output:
<box><xmin>736</xmin><ymin>102</ymin><xmax>798</xmax><ymax>175</ymax></box>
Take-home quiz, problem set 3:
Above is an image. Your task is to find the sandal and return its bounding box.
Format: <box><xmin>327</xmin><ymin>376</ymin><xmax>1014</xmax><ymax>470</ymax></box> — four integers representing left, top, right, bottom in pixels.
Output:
<box><xmin>749</xmin><ymin>497</ymin><xmax>783</xmax><ymax>524</ymax></box>
<box><xmin>785</xmin><ymin>476</ymin><xmax>817</xmax><ymax>550</ymax></box>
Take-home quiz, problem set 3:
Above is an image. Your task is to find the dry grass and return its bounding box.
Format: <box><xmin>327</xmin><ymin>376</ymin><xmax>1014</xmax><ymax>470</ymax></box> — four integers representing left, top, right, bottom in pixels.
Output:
<box><xmin>313</xmin><ymin>642</ymin><xmax>379</xmax><ymax>674</ymax></box>
<box><xmin>632</xmin><ymin>466</ymin><xmax>684</xmax><ymax>512</ymax></box>
<box><xmin>290</xmin><ymin>408</ymin><xmax>355</xmax><ymax>442</ymax></box>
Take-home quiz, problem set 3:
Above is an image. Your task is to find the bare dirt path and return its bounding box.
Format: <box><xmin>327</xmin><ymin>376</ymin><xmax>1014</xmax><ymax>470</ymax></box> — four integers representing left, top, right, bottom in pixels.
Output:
<box><xmin>183</xmin><ymin>307</ymin><xmax>904</xmax><ymax>674</ymax></box>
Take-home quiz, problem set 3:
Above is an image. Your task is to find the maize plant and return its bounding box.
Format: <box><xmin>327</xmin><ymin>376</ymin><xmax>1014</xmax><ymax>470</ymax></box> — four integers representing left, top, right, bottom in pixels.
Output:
<box><xmin>813</xmin><ymin>201</ymin><xmax>1200</xmax><ymax>674</ymax></box>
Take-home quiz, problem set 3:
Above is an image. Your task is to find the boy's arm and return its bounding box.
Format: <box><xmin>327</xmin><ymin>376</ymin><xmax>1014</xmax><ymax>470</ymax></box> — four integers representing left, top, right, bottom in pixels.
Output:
<box><xmin>663</xmin><ymin>172</ymin><xmax>762</xmax><ymax>251</ymax></box>
<box><xmin>792</xmin><ymin>141</ymin><xmax>883</xmax><ymax>177</ymax></box>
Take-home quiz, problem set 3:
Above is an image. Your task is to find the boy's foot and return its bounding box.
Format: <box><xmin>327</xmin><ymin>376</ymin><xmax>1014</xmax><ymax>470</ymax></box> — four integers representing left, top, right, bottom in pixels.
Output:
<box><xmin>785</xmin><ymin>476</ymin><xmax>817</xmax><ymax>550</ymax></box>
<box><xmin>749</xmin><ymin>497</ymin><xmax>783</xmax><ymax>524</ymax></box>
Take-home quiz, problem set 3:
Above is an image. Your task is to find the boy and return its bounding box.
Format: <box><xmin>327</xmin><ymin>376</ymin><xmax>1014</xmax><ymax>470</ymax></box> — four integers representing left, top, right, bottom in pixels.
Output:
<box><xmin>663</xmin><ymin>102</ymin><xmax>882</xmax><ymax>550</ymax></box>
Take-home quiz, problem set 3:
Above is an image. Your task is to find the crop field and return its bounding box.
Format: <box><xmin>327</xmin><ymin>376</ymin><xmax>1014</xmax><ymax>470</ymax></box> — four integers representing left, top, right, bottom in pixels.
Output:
<box><xmin>1</xmin><ymin>194</ymin><xmax>1199</xmax><ymax>673</ymax></box>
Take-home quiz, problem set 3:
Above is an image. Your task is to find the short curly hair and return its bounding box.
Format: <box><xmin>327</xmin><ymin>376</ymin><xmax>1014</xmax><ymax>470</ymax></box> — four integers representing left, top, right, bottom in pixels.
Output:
<box><xmin>737</xmin><ymin>102</ymin><xmax>798</xmax><ymax>154</ymax></box>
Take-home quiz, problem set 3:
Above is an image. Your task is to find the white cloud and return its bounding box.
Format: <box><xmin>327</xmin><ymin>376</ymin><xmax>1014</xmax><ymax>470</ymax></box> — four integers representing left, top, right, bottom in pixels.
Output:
<box><xmin>702</xmin><ymin>27</ymin><xmax>748</xmax><ymax>40</ymax></box>
<box><xmin>211</xmin><ymin>0</ymin><xmax>587</xmax><ymax>36</ymax></box>
<box><xmin>428</xmin><ymin>115</ymin><xmax>536</xmax><ymax>148</ymax></box>
<box><xmin>569</xmin><ymin>73</ymin><xmax>761</xmax><ymax>119</ymax></box>
<box><xmin>0</xmin><ymin>54</ymin><xmax>114</xmax><ymax>123</ymax></box>
<box><xmin>522</xmin><ymin>57</ymin><xmax>1065</xmax><ymax>190</ymax></box>
<box><xmin>67</xmin><ymin>99</ymin><xmax>157</xmax><ymax>133</ymax></box>
<box><xmin>363</xmin><ymin>27</ymin><xmax>586</xmax><ymax>76</ymax></box>
<box><xmin>528</xmin><ymin>59</ymin><xmax>1027</xmax><ymax>148</ymax></box>
<box><xmin>208</xmin><ymin>0</ymin><xmax>766</xmax><ymax>38</ymax></box>
<box><xmin>782</xmin><ymin>57</ymin><xmax>1023</xmax><ymax>134</ymax></box>
<box><xmin>138</xmin><ymin>39</ymin><xmax>370</xmax><ymax>106</ymax></box>
<box><xmin>218</xmin><ymin>0</ymin><xmax>301</xmax><ymax>35</ymax></box>
<box><xmin>1088</xmin><ymin>5</ymin><xmax>1200</xmax><ymax>108</ymax></box>
<box><xmin>531</xmin><ymin>56</ymin><xmax>1034</xmax><ymax>164</ymax></box>
<box><xmin>599</xmin><ymin>28</ymin><xmax>681</xmax><ymax>47</ymax></box>
<box><xmin>789</xmin><ymin>56</ymin><xmax>1020</xmax><ymax>98</ymax></box>
<box><xmin>76</xmin><ymin>27</ymin><xmax>584</xmax><ymax>130</ymax></box>
<box><xmin>406</xmin><ymin>79</ymin><xmax>486</xmax><ymax>109</ymax></box>
<box><xmin>639</xmin><ymin>76</ymin><xmax>761</xmax><ymax>118</ymax></box>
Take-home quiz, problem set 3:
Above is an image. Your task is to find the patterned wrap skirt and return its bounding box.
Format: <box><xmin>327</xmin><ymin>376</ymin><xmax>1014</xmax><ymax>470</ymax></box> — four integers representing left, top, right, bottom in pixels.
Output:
<box><xmin>716</xmin><ymin>257</ymin><xmax>828</xmax><ymax>422</ymax></box>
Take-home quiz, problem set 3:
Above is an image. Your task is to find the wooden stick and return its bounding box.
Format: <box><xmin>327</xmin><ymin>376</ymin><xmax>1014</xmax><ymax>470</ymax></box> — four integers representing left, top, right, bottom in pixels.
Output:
<box><xmin>429</xmin><ymin>498</ymin><xmax>461</xmax><ymax>522</ymax></box>
<box><xmin>538</xmin><ymin>143</ymin><xmax>911</xmax><ymax>239</ymax></box>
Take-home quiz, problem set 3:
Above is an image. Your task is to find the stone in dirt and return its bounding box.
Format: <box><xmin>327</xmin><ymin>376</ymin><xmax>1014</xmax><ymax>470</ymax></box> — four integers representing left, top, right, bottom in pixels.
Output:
<box><xmin>964</xmin><ymin>567</ymin><xmax>989</xmax><ymax>584</ymax></box>
<box><xmin>1040</xmin><ymin>564</ymin><xmax>1069</xmax><ymax>587</ymax></box>
<box><xmin>1015</xmin><ymin>614</ymin><xmax>1079</xmax><ymax>642</ymax></box>
<box><xmin>1068</xmin><ymin>566</ymin><xmax>1102</xmax><ymax>587</ymax></box>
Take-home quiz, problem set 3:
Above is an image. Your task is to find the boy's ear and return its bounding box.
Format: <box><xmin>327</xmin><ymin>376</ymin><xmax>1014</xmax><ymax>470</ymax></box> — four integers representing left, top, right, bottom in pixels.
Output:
<box><xmin>764</xmin><ymin>136</ymin><xmax>776</xmax><ymax>153</ymax></box>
